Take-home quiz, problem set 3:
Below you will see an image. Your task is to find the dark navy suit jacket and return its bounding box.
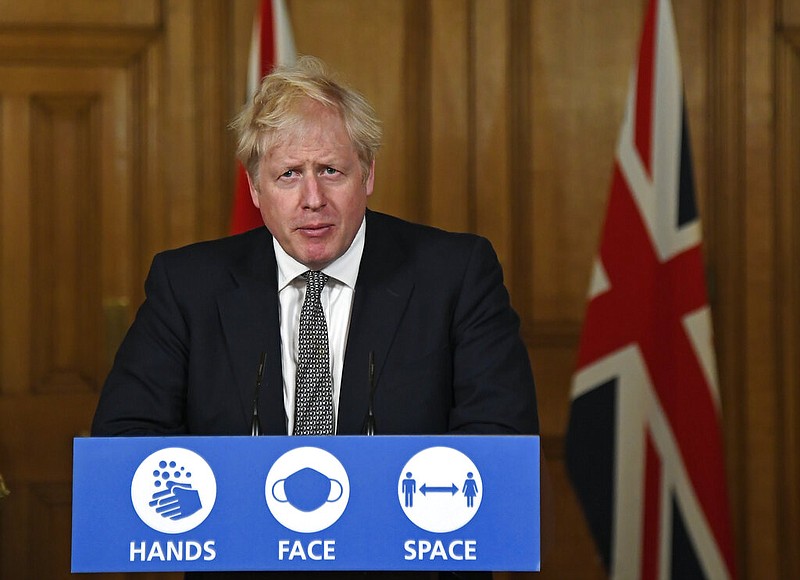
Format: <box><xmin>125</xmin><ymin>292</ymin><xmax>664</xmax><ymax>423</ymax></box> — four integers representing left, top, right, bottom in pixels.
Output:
<box><xmin>92</xmin><ymin>210</ymin><xmax>538</xmax><ymax>438</ymax></box>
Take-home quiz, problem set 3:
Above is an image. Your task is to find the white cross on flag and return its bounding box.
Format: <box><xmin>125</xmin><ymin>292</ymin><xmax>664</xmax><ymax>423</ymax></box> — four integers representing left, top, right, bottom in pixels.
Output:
<box><xmin>565</xmin><ymin>0</ymin><xmax>737</xmax><ymax>578</ymax></box>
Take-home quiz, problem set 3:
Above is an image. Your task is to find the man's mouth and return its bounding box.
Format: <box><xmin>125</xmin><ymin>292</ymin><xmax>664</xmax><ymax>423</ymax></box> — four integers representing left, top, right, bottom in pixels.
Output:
<box><xmin>297</xmin><ymin>224</ymin><xmax>332</xmax><ymax>236</ymax></box>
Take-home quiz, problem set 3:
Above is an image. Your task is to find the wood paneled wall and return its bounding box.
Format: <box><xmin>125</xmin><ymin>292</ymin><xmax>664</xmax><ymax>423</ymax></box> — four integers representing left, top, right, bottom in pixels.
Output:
<box><xmin>0</xmin><ymin>0</ymin><xmax>797</xmax><ymax>578</ymax></box>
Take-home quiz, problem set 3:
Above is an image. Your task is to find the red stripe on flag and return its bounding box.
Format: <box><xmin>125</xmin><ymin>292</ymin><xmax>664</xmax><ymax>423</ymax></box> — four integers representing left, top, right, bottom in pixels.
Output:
<box><xmin>634</xmin><ymin>0</ymin><xmax>657</xmax><ymax>177</ymax></box>
<box><xmin>259</xmin><ymin>0</ymin><xmax>275</xmax><ymax>76</ymax></box>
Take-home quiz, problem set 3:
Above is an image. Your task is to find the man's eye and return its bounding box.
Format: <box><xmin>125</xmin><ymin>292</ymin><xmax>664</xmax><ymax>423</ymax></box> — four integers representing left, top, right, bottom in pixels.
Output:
<box><xmin>323</xmin><ymin>167</ymin><xmax>338</xmax><ymax>175</ymax></box>
<box><xmin>280</xmin><ymin>170</ymin><xmax>296</xmax><ymax>178</ymax></box>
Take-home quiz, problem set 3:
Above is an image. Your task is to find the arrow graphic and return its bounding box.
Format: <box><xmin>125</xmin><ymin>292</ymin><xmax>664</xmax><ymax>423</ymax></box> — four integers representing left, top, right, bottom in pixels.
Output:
<box><xmin>419</xmin><ymin>483</ymin><xmax>458</xmax><ymax>496</ymax></box>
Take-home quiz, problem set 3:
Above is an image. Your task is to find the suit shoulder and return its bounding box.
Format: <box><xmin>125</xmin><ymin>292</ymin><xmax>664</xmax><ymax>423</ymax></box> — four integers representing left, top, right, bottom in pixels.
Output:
<box><xmin>154</xmin><ymin>228</ymin><xmax>270</xmax><ymax>268</ymax></box>
<box><xmin>367</xmin><ymin>211</ymin><xmax>486</xmax><ymax>249</ymax></box>
<box><xmin>365</xmin><ymin>211</ymin><xmax>500</xmax><ymax>282</ymax></box>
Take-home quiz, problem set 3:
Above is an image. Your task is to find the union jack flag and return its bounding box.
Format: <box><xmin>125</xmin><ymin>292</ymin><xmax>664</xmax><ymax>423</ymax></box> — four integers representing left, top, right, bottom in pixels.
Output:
<box><xmin>565</xmin><ymin>0</ymin><xmax>737</xmax><ymax>578</ymax></box>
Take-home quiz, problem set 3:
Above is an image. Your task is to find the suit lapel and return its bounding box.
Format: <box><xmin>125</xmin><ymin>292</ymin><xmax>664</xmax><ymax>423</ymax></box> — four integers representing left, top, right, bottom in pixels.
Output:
<box><xmin>217</xmin><ymin>230</ymin><xmax>287</xmax><ymax>434</ymax></box>
<box><xmin>338</xmin><ymin>212</ymin><xmax>414</xmax><ymax>434</ymax></box>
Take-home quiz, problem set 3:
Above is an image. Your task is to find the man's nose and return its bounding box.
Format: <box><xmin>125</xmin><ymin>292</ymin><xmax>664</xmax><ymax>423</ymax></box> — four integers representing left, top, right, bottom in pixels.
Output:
<box><xmin>301</xmin><ymin>175</ymin><xmax>326</xmax><ymax>209</ymax></box>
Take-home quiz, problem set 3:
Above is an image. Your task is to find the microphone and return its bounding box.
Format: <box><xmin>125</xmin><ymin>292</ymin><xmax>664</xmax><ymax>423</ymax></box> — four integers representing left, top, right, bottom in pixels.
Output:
<box><xmin>363</xmin><ymin>351</ymin><xmax>377</xmax><ymax>436</ymax></box>
<box><xmin>250</xmin><ymin>352</ymin><xmax>267</xmax><ymax>436</ymax></box>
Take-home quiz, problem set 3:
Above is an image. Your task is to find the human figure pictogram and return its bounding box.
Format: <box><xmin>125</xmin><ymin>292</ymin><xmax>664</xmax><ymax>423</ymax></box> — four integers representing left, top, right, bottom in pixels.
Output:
<box><xmin>462</xmin><ymin>472</ymin><xmax>479</xmax><ymax>508</ymax></box>
<box><xmin>402</xmin><ymin>472</ymin><xmax>416</xmax><ymax>507</ymax></box>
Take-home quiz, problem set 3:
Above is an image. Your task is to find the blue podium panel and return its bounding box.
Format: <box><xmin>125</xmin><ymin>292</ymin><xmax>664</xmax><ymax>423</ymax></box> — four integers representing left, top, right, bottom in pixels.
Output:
<box><xmin>72</xmin><ymin>436</ymin><xmax>539</xmax><ymax>573</ymax></box>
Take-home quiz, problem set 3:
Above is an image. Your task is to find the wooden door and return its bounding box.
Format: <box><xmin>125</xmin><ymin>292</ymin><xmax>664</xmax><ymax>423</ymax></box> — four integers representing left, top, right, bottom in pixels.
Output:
<box><xmin>0</xmin><ymin>43</ymin><xmax>143</xmax><ymax>580</ymax></box>
<box><xmin>0</xmin><ymin>73</ymin><xmax>113</xmax><ymax>580</ymax></box>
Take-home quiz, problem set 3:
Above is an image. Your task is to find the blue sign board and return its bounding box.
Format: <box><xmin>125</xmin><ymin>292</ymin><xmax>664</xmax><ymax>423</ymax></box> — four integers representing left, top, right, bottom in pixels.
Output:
<box><xmin>72</xmin><ymin>436</ymin><xmax>539</xmax><ymax>573</ymax></box>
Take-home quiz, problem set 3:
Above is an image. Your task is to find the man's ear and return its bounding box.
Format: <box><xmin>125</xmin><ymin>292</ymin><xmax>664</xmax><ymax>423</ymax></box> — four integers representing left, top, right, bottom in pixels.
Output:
<box><xmin>365</xmin><ymin>160</ymin><xmax>376</xmax><ymax>198</ymax></box>
<box><xmin>246</xmin><ymin>171</ymin><xmax>261</xmax><ymax>209</ymax></box>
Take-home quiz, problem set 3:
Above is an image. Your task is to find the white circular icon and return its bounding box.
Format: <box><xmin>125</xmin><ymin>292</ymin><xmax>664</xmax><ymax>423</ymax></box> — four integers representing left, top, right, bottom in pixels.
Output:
<box><xmin>131</xmin><ymin>447</ymin><xmax>217</xmax><ymax>534</ymax></box>
<box><xmin>398</xmin><ymin>446</ymin><xmax>482</xmax><ymax>533</ymax></box>
<box><xmin>265</xmin><ymin>447</ymin><xmax>349</xmax><ymax>533</ymax></box>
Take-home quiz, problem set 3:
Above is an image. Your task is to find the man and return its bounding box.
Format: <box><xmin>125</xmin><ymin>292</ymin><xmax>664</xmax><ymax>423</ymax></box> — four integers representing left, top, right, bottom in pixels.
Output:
<box><xmin>92</xmin><ymin>56</ymin><xmax>538</xmax><ymax>577</ymax></box>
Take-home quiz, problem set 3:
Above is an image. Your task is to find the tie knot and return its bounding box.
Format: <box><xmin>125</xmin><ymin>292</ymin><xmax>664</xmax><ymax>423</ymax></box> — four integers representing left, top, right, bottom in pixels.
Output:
<box><xmin>303</xmin><ymin>270</ymin><xmax>328</xmax><ymax>298</ymax></box>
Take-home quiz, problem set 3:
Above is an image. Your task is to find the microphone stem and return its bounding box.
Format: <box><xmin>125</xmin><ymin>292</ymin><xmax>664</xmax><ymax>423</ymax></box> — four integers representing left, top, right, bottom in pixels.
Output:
<box><xmin>366</xmin><ymin>351</ymin><xmax>376</xmax><ymax>436</ymax></box>
<box><xmin>251</xmin><ymin>352</ymin><xmax>266</xmax><ymax>436</ymax></box>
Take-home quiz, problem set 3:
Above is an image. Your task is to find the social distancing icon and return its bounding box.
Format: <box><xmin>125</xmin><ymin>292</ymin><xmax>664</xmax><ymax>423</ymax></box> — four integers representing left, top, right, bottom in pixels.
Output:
<box><xmin>397</xmin><ymin>447</ymin><xmax>482</xmax><ymax>533</ymax></box>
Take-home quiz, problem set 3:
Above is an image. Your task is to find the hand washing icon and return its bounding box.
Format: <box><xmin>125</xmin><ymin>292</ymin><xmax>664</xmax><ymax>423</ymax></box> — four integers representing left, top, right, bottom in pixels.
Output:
<box><xmin>271</xmin><ymin>467</ymin><xmax>344</xmax><ymax>512</ymax></box>
<box><xmin>130</xmin><ymin>447</ymin><xmax>216</xmax><ymax>534</ymax></box>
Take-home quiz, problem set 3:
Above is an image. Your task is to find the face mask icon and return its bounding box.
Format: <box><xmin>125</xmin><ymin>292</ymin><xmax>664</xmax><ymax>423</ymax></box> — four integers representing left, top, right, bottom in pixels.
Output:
<box><xmin>265</xmin><ymin>447</ymin><xmax>350</xmax><ymax>533</ymax></box>
<box><xmin>271</xmin><ymin>467</ymin><xmax>343</xmax><ymax>512</ymax></box>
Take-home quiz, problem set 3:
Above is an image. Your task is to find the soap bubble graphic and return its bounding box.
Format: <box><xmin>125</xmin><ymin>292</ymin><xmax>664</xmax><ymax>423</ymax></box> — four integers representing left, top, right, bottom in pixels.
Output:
<box><xmin>152</xmin><ymin>460</ymin><xmax>193</xmax><ymax>489</ymax></box>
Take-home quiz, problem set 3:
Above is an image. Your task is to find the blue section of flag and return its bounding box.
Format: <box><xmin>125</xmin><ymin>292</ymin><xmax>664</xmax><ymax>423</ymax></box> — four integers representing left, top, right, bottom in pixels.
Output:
<box><xmin>671</xmin><ymin>496</ymin><xmax>705</xmax><ymax>579</ymax></box>
<box><xmin>565</xmin><ymin>378</ymin><xmax>617</xmax><ymax>571</ymax></box>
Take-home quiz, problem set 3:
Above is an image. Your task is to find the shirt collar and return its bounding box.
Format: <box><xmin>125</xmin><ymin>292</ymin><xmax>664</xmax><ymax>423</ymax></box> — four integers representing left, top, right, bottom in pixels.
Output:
<box><xmin>273</xmin><ymin>216</ymin><xmax>366</xmax><ymax>291</ymax></box>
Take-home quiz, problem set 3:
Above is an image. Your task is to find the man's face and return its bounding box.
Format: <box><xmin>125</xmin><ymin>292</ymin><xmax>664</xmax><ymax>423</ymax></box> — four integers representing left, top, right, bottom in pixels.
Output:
<box><xmin>248</xmin><ymin>101</ymin><xmax>374</xmax><ymax>271</ymax></box>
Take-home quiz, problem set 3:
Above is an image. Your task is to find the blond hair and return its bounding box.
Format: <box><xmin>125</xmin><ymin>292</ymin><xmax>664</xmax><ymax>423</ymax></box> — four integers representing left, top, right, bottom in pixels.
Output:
<box><xmin>232</xmin><ymin>55</ymin><xmax>382</xmax><ymax>182</ymax></box>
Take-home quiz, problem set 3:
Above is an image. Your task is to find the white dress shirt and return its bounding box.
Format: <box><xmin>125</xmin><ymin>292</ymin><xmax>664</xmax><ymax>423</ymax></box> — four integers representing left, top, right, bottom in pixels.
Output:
<box><xmin>273</xmin><ymin>217</ymin><xmax>365</xmax><ymax>434</ymax></box>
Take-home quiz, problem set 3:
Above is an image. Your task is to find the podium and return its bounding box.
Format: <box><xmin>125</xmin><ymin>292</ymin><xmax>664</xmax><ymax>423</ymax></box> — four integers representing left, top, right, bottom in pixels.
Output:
<box><xmin>72</xmin><ymin>435</ymin><xmax>540</xmax><ymax>573</ymax></box>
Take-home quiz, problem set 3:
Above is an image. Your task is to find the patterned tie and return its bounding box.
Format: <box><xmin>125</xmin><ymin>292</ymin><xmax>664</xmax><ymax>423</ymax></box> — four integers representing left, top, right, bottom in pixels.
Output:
<box><xmin>293</xmin><ymin>270</ymin><xmax>334</xmax><ymax>435</ymax></box>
